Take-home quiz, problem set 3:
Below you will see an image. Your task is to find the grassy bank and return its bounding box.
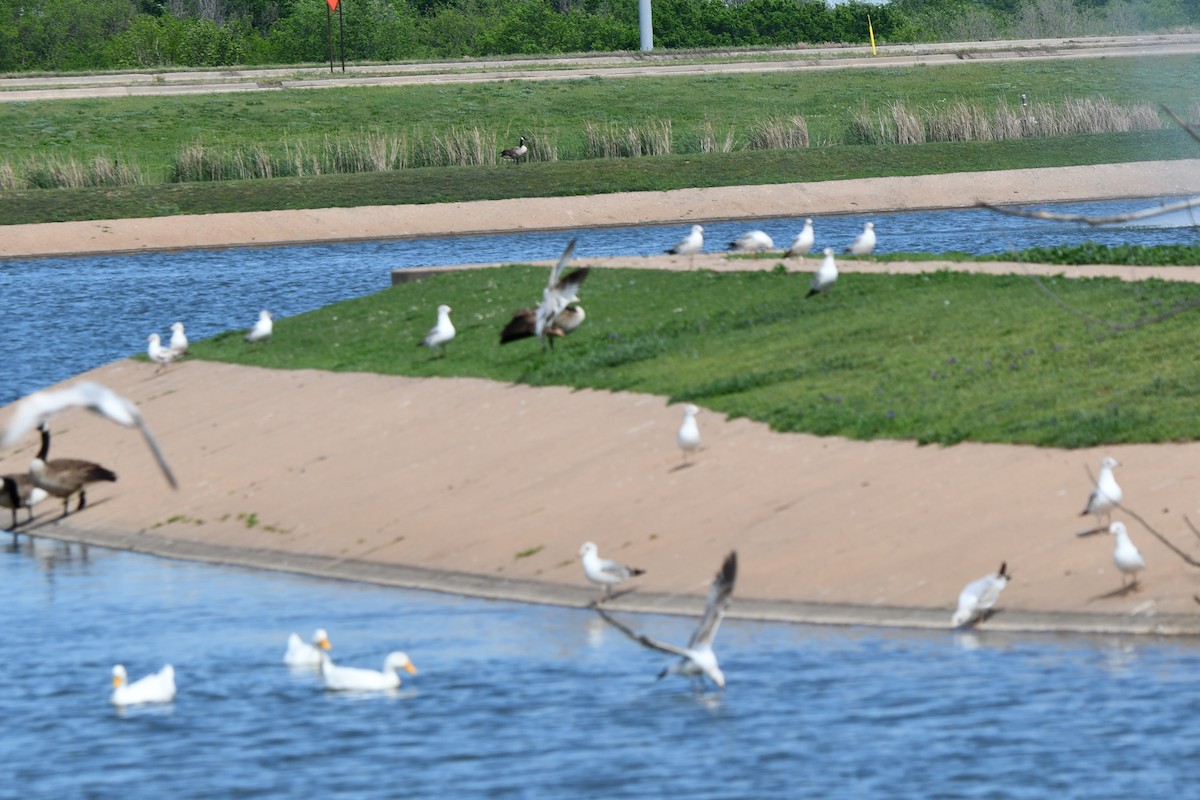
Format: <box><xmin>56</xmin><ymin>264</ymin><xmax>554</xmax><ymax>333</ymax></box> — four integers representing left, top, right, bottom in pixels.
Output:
<box><xmin>190</xmin><ymin>263</ymin><xmax>1200</xmax><ymax>448</ymax></box>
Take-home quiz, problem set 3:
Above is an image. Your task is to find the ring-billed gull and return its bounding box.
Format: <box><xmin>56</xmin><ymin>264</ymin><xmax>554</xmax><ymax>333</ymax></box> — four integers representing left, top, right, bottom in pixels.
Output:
<box><xmin>1</xmin><ymin>382</ymin><xmax>177</xmax><ymax>489</ymax></box>
<box><xmin>147</xmin><ymin>333</ymin><xmax>180</xmax><ymax>372</ymax></box>
<box><xmin>111</xmin><ymin>664</ymin><xmax>176</xmax><ymax>707</ymax></box>
<box><xmin>420</xmin><ymin>304</ymin><xmax>456</xmax><ymax>356</ymax></box>
<box><xmin>951</xmin><ymin>562</ymin><xmax>1010</xmax><ymax>628</ymax></box>
<box><xmin>845</xmin><ymin>222</ymin><xmax>876</xmax><ymax>256</ymax></box>
<box><xmin>596</xmin><ymin>551</ymin><xmax>738</xmax><ymax>690</ymax></box>
<box><xmin>728</xmin><ymin>230</ymin><xmax>774</xmax><ymax>254</ymax></box>
<box><xmin>321</xmin><ymin>651</ymin><xmax>417</xmax><ymax>691</ymax></box>
<box><xmin>245</xmin><ymin>310</ymin><xmax>273</xmax><ymax>343</ymax></box>
<box><xmin>169</xmin><ymin>322</ymin><xmax>190</xmax><ymax>356</ymax></box>
<box><xmin>667</xmin><ymin>225</ymin><xmax>704</xmax><ymax>269</ymax></box>
<box><xmin>579</xmin><ymin>541</ymin><xmax>645</xmax><ymax>602</ymax></box>
<box><xmin>1107</xmin><ymin>521</ymin><xmax>1145</xmax><ymax>588</ymax></box>
<box><xmin>284</xmin><ymin>629</ymin><xmax>332</xmax><ymax>666</ymax></box>
<box><xmin>785</xmin><ymin>219</ymin><xmax>815</xmax><ymax>257</ymax></box>
<box><xmin>806</xmin><ymin>248</ymin><xmax>839</xmax><ymax>298</ymax></box>
<box><xmin>1081</xmin><ymin>457</ymin><xmax>1122</xmax><ymax>529</ymax></box>
<box><xmin>1</xmin><ymin>474</ymin><xmax>48</xmax><ymax>529</ymax></box>
<box><xmin>677</xmin><ymin>404</ymin><xmax>701</xmax><ymax>463</ymax></box>
<box><xmin>501</xmin><ymin>136</ymin><xmax>528</xmax><ymax>162</ymax></box>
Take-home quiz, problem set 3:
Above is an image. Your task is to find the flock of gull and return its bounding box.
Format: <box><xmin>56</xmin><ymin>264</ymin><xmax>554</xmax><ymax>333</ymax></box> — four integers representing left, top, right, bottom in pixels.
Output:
<box><xmin>0</xmin><ymin>220</ymin><xmax>1155</xmax><ymax>700</ymax></box>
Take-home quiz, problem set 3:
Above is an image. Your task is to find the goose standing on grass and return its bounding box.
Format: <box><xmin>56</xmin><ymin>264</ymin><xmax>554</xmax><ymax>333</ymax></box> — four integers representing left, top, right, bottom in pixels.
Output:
<box><xmin>245</xmin><ymin>310</ymin><xmax>273</xmax><ymax>343</ymax></box>
<box><xmin>1</xmin><ymin>474</ymin><xmax>48</xmax><ymax>529</ymax></box>
<box><xmin>785</xmin><ymin>219</ymin><xmax>815</xmax><ymax>257</ymax></box>
<box><xmin>501</xmin><ymin>240</ymin><xmax>589</xmax><ymax>348</ymax></box>
<box><xmin>579</xmin><ymin>541</ymin><xmax>645</xmax><ymax>602</ymax></box>
<box><xmin>1081</xmin><ymin>457</ymin><xmax>1122</xmax><ymax>530</ymax></box>
<box><xmin>806</xmin><ymin>248</ymin><xmax>839</xmax><ymax>298</ymax></box>
<box><xmin>147</xmin><ymin>333</ymin><xmax>180</xmax><ymax>372</ymax></box>
<box><xmin>845</xmin><ymin>222</ymin><xmax>876</xmax><ymax>256</ymax></box>
<box><xmin>420</xmin><ymin>304</ymin><xmax>456</xmax><ymax>356</ymax></box>
<box><xmin>728</xmin><ymin>230</ymin><xmax>774</xmax><ymax>255</ymax></box>
<box><xmin>284</xmin><ymin>629</ymin><xmax>332</xmax><ymax>666</ymax></box>
<box><xmin>951</xmin><ymin>562</ymin><xmax>1011</xmax><ymax>628</ymax></box>
<box><xmin>169</xmin><ymin>322</ymin><xmax>190</xmax><ymax>357</ymax></box>
<box><xmin>677</xmin><ymin>404</ymin><xmax>701</xmax><ymax>463</ymax></box>
<box><xmin>111</xmin><ymin>664</ymin><xmax>176</xmax><ymax>707</ymax></box>
<box><xmin>1</xmin><ymin>385</ymin><xmax>176</xmax><ymax>489</ymax></box>
<box><xmin>321</xmin><ymin>651</ymin><xmax>417</xmax><ymax>692</ymax></box>
<box><xmin>667</xmin><ymin>225</ymin><xmax>704</xmax><ymax>269</ymax></box>
<box><xmin>501</xmin><ymin>136</ymin><xmax>528</xmax><ymax>162</ymax></box>
<box><xmin>596</xmin><ymin>551</ymin><xmax>738</xmax><ymax>690</ymax></box>
<box><xmin>500</xmin><ymin>304</ymin><xmax>586</xmax><ymax>346</ymax></box>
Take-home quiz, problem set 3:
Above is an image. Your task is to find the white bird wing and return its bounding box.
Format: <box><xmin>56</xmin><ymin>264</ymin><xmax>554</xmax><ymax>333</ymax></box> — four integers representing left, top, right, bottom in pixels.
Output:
<box><xmin>688</xmin><ymin>551</ymin><xmax>738</xmax><ymax>649</ymax></box>
<box><xmin>536</xmin><ymin>239</ymin><xmax>585</xmax><ymax>338</ymax></box>
<box><xmin>545</xmin><ymin>237</ymin><xmax>579</xmax><ymax>290</ymax></box>
<box><xmin>597</xmin><ymin>558</ymin><xmax>631</xmax><ymax>580</ymax></box>
<box><xmin>594</xmin><ymin>605</ymin><xmax>693</xmax><ymax>659</ymax></box>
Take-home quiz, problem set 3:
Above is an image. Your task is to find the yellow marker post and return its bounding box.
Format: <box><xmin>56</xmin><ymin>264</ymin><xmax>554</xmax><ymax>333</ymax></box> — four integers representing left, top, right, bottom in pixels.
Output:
<box><xmin>868</xmin><ymin>14</ymin><xmax>876</xmax><ymax>55</ymax></box>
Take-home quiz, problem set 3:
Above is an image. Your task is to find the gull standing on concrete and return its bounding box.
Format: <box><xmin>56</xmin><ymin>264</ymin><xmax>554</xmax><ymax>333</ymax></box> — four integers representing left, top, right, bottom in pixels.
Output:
<box><xmin>1</xmin><ymin>382</ymin><xmax>177</xmax><ymax>489</ymax></box>
<box><xmin>1081</xmin><ymin>457</ymin><xmax>1122</xmax><ymax>530</ymax></box>
<box><xmin>245</xmin><ymin>310</ymin><xmax>273</xmax><ymax>343</ymax></box>
<box><xmin>951</xmin><ymin>562</ymin><xmax>1010</xmax><ymax>628</ymax></box>
<box><xmin>785</xmin><ymin>219</ymin><xmax>815</xmax><ymax>257</ymax></box>
<box><xmin>677</xmin><ymin>404</ymin><xmax>701</xmax><ymax>463</ymax></box>
<box><xmin>596</xmin><ymin>551</ymin><xmax>738</xmax><ymax>690</ymax></box>
<box><xmin>169</xmin><ymin>322</ymin><xmax>190</xmax><ymax>356</ymax></box>
<box><xmin>147</xmin><ymin>333</ymin><xmax>180</xmax><ymax>373</ymax></box>
<box><xmin>728</xmin><ymin>230</ymin><xmax>774</xmax><ymax>255</ymax></box>
<box><xmin>579</xmin><ymin>541</ymin><xmax>645</xmax><ymax>603</ymax></box>
<box><xmin>845</xmin><ymin>222</ymin><xmax>876</xmax><ymax>256</ymax></box>
<box><xmin>806</xmin><ymin>248</ymin><xmax>839</xmax><ymax>298</ymax></box>
<box><xmin>419</xmin><ymin>304</ymin><xmax>456</xmax><ymax>356</ymax></box>
<box><xmin>667</xmin><ymin>225</ymin><xmax>704</xmax><ymax>269</ymax></box>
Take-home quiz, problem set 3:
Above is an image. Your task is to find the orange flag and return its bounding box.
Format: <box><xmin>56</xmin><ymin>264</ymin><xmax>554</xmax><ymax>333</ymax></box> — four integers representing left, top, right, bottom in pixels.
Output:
<box><xmin>326</xmin><ymin>0</ymin><xmax>339</xmax><ymax>10</ymax></box>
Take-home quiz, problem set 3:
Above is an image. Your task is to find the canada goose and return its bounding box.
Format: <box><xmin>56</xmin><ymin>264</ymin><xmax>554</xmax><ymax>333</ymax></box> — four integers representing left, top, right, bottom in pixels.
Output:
<box><xmin>29</xmin><ymin>456</ymin><xmax>116</xmax><ymax>516</ymax></box>
<box><xmin>321</xmin><ymin>651</ymin><xmax>417</xmax><ymax>692</ymax></box>
<box><xmin>419</xmin><ymin>304</ymin><xmax>455</xmax><ymax>356</ymax></box>
<box><xmin>785</xmin><ymin>218</ymin><xmax>815</xmax><ymax>257</ymax></box>
<box><xmin>579</xmin><ymin>541</ymin><xmax>645</xmax><ymax>602</ymax></box>
<box><xmin>111</xmin><ymin>664</ymin><xmax>176</xmax><ymax>706</ymax></box>
<box><xmin>500</xmin><ymin>241</ymin><xmax>589</xmax><ymax>349</ymax></box>
<box><xmin>806</xmin><ymin>248</ymin><xmax>838</xmax><ymax>298</ymax></box>
<box><xmin>951</xmin><ymin>562</ymin><xmax>1010</xmax><ymax>628</ymax></box>
<box><xmin>845</xmin><ymin>222</ymin><xmax>876</xmax><ymax>256</ymax></box>
<box><xmin>677</xmin><ymin>404</ymin><xmax>700</xmax><ymax>463</ymax></box>
<box><xmin>245</xmin><ymin>310</ymin><xmax>273</xmax><ymax>343</ymax></box>
<box><xmin>169</xmin><ymin>322</ymin><xmax>190</xmax><ymax>356</ymax></box>
<box><xmin>1080</xmin><ymin>457</ymin><xmax>1122</xmax><ymax>529</ymax></box>
<box><xmin>667</xmin><ymin>225</ymin><xmax>704</xmax><ymax>269</ymax></box>
<box><xmin>284</xmin><ymin>629</ymin><xmax>332</xmax><ymax>666</ymax></box>
<box><xmin>0</xmin><ymin>474</ymin><xmax>48</xmax><ymax>528</ymax></box>
<box><xmin>501</xmin><ymin>136</ymin><xmax>528</xmax><ymax>162</ymax></box>
<box><xmin>596</xmin><ymin>551</ymin><xmax>737</xmax><ymax>689</ymax></box>
<box><xmin>147</xmin><ymin>333</ymin><xmax>180</xmax><ymax>372</ymax></box>
<box><xmin>728</xmin><ymin>230</ymin><xmax>774</xmax><ymax>254</ymax></box>
<box><xmin>1</xmin><ymin>386</ymin><xmax>175</xmax><ymax>489</ymax></box>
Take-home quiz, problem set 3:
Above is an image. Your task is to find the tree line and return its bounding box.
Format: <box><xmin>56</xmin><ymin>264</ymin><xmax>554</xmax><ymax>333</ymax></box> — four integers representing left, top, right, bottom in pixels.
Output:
<box><xmin>0</xmin><ymin>0</ymin><xmax>1195</xmax><ymax>72</ymax></box>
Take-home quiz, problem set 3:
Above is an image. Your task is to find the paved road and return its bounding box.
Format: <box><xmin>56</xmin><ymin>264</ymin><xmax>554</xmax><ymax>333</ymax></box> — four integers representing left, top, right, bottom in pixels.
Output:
<box><xmin>1</xmin><ymin>33</ymin><xmax>1198</xmax><ymax>102</ymax></box>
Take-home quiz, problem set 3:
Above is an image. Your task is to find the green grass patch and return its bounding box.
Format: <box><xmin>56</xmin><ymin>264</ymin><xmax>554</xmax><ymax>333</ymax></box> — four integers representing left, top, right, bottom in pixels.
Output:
<box><xmin>190</xmin><ymin>263</ymin><xmax>1200</xmax><ymax>449</ymax></box>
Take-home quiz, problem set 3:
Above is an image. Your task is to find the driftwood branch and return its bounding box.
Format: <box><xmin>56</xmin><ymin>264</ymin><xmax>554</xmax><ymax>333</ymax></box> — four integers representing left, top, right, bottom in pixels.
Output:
<box><xmin>1159</xmin><ymin>104</ymin><xmax>1200</xmax><ymax>146</ymax></box>
<box><xmin>977</xmin><ymin>195</ymin><xmax>1200</xmax><ymax>226</ymax></box>
<box><xmin>1183</xmin><ymin>514</ymin><xmax>1200</xmax><ymax>544</ymax></box>
<box><xmin>1117</xmin><ymin>503</ymin><xmax>1200</xmax><ymax>567</ymax></box>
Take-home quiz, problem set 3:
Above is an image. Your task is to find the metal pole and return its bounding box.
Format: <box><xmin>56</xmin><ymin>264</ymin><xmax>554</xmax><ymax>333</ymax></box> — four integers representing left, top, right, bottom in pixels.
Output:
<box><xmin>638</xmin><ymin>0</ymin><xmax>652</xmax><ymax>52</ymax></box>
<box><xmin>326</xmin><ymin>4</ymin><xmax>333</xmax><ymax>73</ymax></box>
<box><xmin>338</xmin><ymin>0</ymin><xmax>345</xmax><ymax>72</ymax></box>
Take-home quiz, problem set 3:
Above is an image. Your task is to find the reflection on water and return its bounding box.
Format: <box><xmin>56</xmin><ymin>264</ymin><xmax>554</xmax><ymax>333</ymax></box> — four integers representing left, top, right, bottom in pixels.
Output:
<box><xmin>2</xmin><ymin>542</ymin><xmax>1199</xmax><ymax>798</ymax></box>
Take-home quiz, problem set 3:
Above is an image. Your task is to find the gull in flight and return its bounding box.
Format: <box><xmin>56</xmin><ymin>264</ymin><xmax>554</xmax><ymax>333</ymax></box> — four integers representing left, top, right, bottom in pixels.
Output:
<box><xmin>597</xmin><ymin>551</ymin><xmax>738</xmax><ymax>690</ymax></box>
<box><xmin>321</xmin><ymin>651</ymin><xmax>417</xmax><ymax>692</ymax></box>
<box><xmin>667</xmin><ymin>225</ymin><xmax>704</xmax><ymax>269</ymax></box>
<box><xmin>147</xmin><ymin>333</ymin><xmax>181</xmax><ymax>373</ymax></box>
<box><xmin>677</xmin><ymin>404</ymin><xmax>701</xmax><ymax>463</ymax></box>
<box><xmin>951</xmin><ymin>562</ymin><xmax>1011</xmax><ymax>628</ymax></box>
<box><xmin>579</xmin><ymin>541</ymin><xmax>645</xmax><ymax>603</ymax></box>
<box><xmin>1</xmin><ymin>382</ymin><xmax>177</xmax><ymax>489</ymax></box>
<box><xmin>420</xmin><ymin>304</ymin><xmax>456</xmax><ymax>356</ymax></box>
<box><xmin>284</xmin><ymin>628</ymin><xmax>332</xmax><ymax>667</ymax></box>
<box><xmin>806</xmin><ymin>248</ymin><xmax>838</xmax><ymax>298</ymax></box>
<box><xmin>845</xmin><ymin>222</ymin><xmax>876</xmax><ymax>256</ymax></box>
<box><xmin>501</xmin><ymin>240</ymin><xmax>589</xmax><ymax>348</ymax></box>
<box><xmin>245</xmin><ymin>310</ymin><xmax>273</xmax><ymax>343</ymax></box>
<box><xmin>1080</xmin><ymin>456</ymin><xmax>1122</xmax><ymax>530</ymax></box>
<box><xmin>111</xmin><ymin>664</ymin><xmax>176</xmax><ymax>707</ymax></box>
<box><xmin>169</xmin><ymin>322</ymin><xmax>190</xmax><ymax>356</ymax></box>
<box><xmin>728</xmin><ymin>230</ymin><xmax>774</xmax><ymax>255</ymax></box>
<box><xmin>785</xmin><ymin>218</ymin><xmax>815</xmax><ymax>257</ymax></box>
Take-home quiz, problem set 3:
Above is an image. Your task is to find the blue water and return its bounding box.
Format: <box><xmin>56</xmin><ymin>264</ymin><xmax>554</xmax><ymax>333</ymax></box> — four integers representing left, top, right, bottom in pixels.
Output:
<box><xmin>1</xmin><ymin>197</ymin><xmax>1195</xmax><ymax>404</ymax></box>
<box><xmin>5</xmin><ymin>540</ymin><xmax>1200</xmax><ymax>799</ymax></box>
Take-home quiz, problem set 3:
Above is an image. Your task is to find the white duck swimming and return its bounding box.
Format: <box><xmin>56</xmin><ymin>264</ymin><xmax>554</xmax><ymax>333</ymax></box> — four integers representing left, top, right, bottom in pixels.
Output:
<box><xmin>283</xmin><ymin>628</ymin><xmax>332</xmax><ymax>666</ymax></box>
<box><xmin>111</xmin><ymin>664</ymin><xmax>176</xmax><ymax>706</ymax></box>
<box><xmin>321</xmin><ymin>651</ymin><xmax>417</xmax><ymax>691</ymax></box>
